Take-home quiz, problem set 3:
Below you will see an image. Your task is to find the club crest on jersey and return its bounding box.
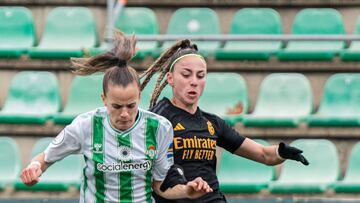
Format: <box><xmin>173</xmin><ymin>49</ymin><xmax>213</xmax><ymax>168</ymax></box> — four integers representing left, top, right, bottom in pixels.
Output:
<box><xmin>93</xmin><ymin>143</ymin><xmax>103</xmax><ymax>153</ymax></box>
<box><xmin>118</xmin><ymin>146</ymin><xmax>132</xmax><ymax>161</ymax></box>
<box><xmin>207</xmin><ymin>121</ymin><xmax>215</xmax><ymax>136</ymax></box>
<box><xmin>146</xmin><ymin>145</ymin><xmax>158</xmax><ymax>159</ymax></box>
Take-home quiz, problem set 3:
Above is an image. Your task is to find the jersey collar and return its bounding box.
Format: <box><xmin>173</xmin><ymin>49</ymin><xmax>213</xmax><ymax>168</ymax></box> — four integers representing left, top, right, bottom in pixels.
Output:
<box><xmin>106</xmin><ymin>109</ymin><xmax>143</xmax><ymax>135</ymax></box>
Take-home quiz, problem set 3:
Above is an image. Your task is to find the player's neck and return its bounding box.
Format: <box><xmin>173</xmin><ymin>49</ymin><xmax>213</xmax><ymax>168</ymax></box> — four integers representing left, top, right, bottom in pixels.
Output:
<box><xmin>171</xmin><ymin>98</ymin><xmax>197</xmax><ymax>114</ymax></box>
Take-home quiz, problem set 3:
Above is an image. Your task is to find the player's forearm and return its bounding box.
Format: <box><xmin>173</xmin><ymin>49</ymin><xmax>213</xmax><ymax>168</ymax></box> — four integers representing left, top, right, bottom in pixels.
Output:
<box><xmin>234</xmin><ymin>138</ymin><xmax>284</xmax><ymax>166</ymax></box>
<box><xmin>30</xmin><ymin>152</ymin><xmax>51</xmax><ymax>172</ymax></box>
<box><xmin>261</xmin><ymin>145</ymin><xmax>285</xmax><ymax>166</ymax></box>
<box><xmin>153</xmin><ymin>181</ymin><xmax>192</xmax><ymax>199</ymax></box>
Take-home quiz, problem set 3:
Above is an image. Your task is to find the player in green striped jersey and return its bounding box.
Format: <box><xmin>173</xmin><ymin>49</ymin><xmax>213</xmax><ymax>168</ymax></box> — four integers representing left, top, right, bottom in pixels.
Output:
<box><xmin>20</xmin><ymin>30</ymin><xmax>212</xmax><ymax>203</ymax></box>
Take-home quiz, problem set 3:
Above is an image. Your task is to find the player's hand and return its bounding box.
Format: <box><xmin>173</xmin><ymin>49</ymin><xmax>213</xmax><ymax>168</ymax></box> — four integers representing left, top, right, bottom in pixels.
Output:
<box><xmin>278</xmin><ymin>142</ymin><xmax>309</xmax><ymax>165</ymax></box>
<box><xmin>185</xmin><ymin>177</ymin><xmax>213</xmax><ymax>199</ymax></box>
<box><xmin>20</xmin><ymin>162</ymin><xmax>42</xmax><ymax>186</ymax></box>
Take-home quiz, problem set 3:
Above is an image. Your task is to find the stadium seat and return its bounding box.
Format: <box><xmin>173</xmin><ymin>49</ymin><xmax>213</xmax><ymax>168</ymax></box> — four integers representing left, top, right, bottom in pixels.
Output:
<box><xmin>341</xmin><ymin>17</ymin><xmax>360</xmax><ymax>61</ymax></box>
<box><xmin>15</xmin><ymin>137</ymin><xmax>83</xmax><ymax>191</ymax></box>
<box><xmin>0</xmin><ymin>6</ymin><xmax>35</xmax><ymax>58</ymax></box>
<box><xmin>278</xmin><ymin>8</ymin><xmax>345</xmax><ymax>61</ymax></box>
<box><xmin>153</xmin><ymin>8</ymin><xmax>221</xmax><ymax>58</ymax></box>
<box><xmin>218</xmin><ymin>139</ymin><xmax>275</xmax><ymax>193</ymax></box>
<box><xmin>308</xmin><ymin>74</ymin><xmax>360</xmax><ymax>126</ymax></box>
<box><xmin>28</xmin><ymin>7</ymin><xmax>98</xmax><ymax>58</ymax></box>
<box><xmin>199</xmin><ymin>73</ymin><xmax>249</xmax><ymax>126</ymax></box>
<box><xmin>140</xmin><ymin>73</ymin><xmax>172</xmax><ymax>110</ymax></box>
<box><xmin>53</xmin><ymin>74</ymin><xmax>103</xmax><ymax>125</ymax></box>
<box><xmin>0</xmin><ymin>137</ymin><xmax>20</xmax><ymax>190</ymax></box>
<box><xmin>269</xmin><ymin>139</ymin><xmax>339</xmax><ymax>193</ymax></box>
<box><xmin>332</xmin><ymin>142</ymin><xmax>360</xmax><ymax>193</ymax></box>
<box><xmin>90</xmin><ymin>7</ymin><xmax>159</xmax><ymax>60</ymax></box>
<box><xmin>0</xmin><ymin>71</ymin><xmax>61</xmax><ymax>124</ymax></box>
<box><xmin>215</xmin><ymin>8</ymin><xmax>283</xmax><ymax>60</ymax></box>
<box><xmin>242</xmin><ymin>73</ymin><xmax>313</xmax><ymax>127</ymax></box>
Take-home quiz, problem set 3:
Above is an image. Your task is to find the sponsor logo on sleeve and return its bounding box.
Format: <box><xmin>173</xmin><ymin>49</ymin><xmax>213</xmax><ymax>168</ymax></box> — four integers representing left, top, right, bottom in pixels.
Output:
<box><xmin>52</xmin><ymin>130</ymin><xmax>66</xmax><ymax>145</ymax></box>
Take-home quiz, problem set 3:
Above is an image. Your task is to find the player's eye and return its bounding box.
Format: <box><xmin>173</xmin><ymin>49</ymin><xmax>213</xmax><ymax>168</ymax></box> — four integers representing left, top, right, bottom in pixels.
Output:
<box><xmin>112</xmin><ymin>104</ymin><xmax>121</xmax><ymax>109</ymax></box>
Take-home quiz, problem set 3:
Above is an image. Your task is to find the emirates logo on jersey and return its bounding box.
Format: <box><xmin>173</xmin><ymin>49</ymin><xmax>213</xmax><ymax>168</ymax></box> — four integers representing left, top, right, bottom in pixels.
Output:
<box><xmin>118</xmin><ymin>146</ymin><xmax>132</xmax><ymax>161</ymax></box>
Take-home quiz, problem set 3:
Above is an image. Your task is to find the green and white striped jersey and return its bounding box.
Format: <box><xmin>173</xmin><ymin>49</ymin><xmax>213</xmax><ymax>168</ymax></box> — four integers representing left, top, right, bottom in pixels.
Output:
<box><xmin>44</xmin><ymin>107</ymin><xmax>174</xmax><ymax>203</ymax></box>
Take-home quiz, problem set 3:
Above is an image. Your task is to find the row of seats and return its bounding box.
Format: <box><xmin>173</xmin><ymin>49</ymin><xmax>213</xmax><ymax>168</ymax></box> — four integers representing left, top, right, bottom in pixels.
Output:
<box><xmin>219</xmin><ymin>139</ymin><xmax>360</xmax><ymax>194</ymax></box>
<box><xmin>0</xmin><ymin>71</ymin><xmax>359</xmax><ymax>127</ymax></box>
<box><xmin>1</xmin><ymin>137</ymin><xmax>359</xmax><ymax>193</ymax></box>
<box><xmin>0</xmin><ymin>137</ymin><xmax>82</xmax><ymax>191</ymax></box>
<box><xmin>3</xmin><ymin>6</ymin><xmax>360</xmax><ymax>61</ymax></box>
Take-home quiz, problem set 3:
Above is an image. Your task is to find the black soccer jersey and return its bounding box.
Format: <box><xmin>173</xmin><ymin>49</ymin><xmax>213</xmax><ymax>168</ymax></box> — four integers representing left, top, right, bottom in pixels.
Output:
<box><xmin>151</xmin><ymin>98</ymin><xmax>246</xmax><ymax>203</ymax></box>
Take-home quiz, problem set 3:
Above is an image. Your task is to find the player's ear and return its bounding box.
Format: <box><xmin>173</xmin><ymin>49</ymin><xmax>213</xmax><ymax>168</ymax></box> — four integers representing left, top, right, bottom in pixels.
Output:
<box><xmin>167</xmin><ymin>72</ymin><xmax>174</xmax><ymax>87</ymax></box>
<box><xmin>101</xmin><ymin>93</ymin><xmax>107</xmax><ymax>107</ymax></box>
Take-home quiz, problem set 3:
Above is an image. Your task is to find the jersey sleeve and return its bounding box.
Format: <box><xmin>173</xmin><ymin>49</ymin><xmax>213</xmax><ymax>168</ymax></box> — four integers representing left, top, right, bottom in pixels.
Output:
<box><xmin>153</xmin><ymin>118</ymin><xmax>174</xmax><ymax>181</ymax></box>
<box><xmin>44</xmin><ymin>116</ymin><xmax>85</xmax><ymax>163</ymax></box>
<box><xmin>217</xmin><ymin>116</ymin><xmax>246</xmax><ymax>153</ymax></box>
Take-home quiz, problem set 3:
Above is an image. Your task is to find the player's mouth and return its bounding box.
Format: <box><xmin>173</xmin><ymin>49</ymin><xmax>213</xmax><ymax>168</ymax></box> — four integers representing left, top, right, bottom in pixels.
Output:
<box><xmin>187</xmin><ymin>91</ymin><xmax>197</xmax><ymax>98</ymax></box>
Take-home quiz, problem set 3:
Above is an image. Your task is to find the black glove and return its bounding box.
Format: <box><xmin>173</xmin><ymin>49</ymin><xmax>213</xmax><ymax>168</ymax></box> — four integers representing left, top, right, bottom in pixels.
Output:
<box><xmin>278</xmin><ymin>142</ymin><xmax>309</xmax><ymax>166</ymax></box>
<box><xmin>160</xmin><ymin>164</ymin><xmax>188</xmax><ymax>192</ymax></box>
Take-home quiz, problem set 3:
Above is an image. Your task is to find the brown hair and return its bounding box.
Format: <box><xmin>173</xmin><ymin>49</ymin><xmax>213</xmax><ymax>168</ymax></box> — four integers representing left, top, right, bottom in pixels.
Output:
<box><xmin>71</xmin><ymin>30</ymin><xmax>139</xmax><ymax>96</ymax></box>
<box><xmin>140</xmin><ymin>40</ymin><xmax>199</xmax><ymax>108</ymax></box>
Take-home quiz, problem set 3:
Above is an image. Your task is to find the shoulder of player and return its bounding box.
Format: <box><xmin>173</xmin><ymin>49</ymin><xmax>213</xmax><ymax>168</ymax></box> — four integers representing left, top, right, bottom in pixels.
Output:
<box><xmin>71</xmin><ymin>107</ymin><xmax>107</xmax><ymax>125</ymax></box>
<box><xmin>139</xmin><ymin>108</ymin><xmax>173</xmax><ymax>130</ymax></box>
<box><xmin>200</xmin><ymin>109</ymin><xmax>224</xmax><ymax>127</ymax></box>
<box><xmin>149</xmin><ymin>98</ymin><xmax>173</xmax><ymax>117</ymax></box>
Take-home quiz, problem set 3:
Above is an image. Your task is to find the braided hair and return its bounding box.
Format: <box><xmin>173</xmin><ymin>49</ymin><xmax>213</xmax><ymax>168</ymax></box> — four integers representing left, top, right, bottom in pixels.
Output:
<box><xmin>140</xmin><ymin>40</ymin><xmax>200</xmax><ymax>108</ymax></box>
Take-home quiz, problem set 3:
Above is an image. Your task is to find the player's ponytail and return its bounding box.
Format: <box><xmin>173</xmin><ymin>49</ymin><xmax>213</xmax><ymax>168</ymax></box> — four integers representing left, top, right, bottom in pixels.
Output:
<box><xmin>71</xmin><ymin>30</ymin><xmax>140</xmax><ymax>96</ymax></box>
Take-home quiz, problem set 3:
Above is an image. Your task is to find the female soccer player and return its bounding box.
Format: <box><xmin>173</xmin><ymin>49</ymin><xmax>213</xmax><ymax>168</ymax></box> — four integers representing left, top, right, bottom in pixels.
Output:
<box><xmin>141</xmin><ymin>40</ymin><xmax>309</xmax><ymax>203</ymax></box>
<box><xmin>20</xmin><ymin>31</ymin><xmax>212</xmax><ymax>203</ymax></box>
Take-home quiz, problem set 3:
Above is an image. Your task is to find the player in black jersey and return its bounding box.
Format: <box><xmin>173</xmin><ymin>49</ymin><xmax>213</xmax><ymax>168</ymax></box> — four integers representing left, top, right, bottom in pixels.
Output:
<box><xmin>141</xmin><ymin>40</ymin><xmax>309</xmax><ymax>203</ymax></box>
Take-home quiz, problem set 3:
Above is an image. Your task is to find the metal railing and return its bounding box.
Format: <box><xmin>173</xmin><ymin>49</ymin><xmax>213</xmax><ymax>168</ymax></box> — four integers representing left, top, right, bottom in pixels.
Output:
<box><xmin>131</xmin><ymin>34</ymin><xmax>360</xmax><ymax>44</ymax></box>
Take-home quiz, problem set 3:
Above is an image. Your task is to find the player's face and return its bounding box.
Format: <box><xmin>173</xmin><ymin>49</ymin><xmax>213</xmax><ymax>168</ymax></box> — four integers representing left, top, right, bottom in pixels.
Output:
<box><xmin>167</xmin><ymin>55</ymin><xmax>207</xmax><ymax>108</ymax></box>
<box><xmin>102</xmin><ymin>81</ymin><xmax>140</xmax><ymax>131</ymax></box>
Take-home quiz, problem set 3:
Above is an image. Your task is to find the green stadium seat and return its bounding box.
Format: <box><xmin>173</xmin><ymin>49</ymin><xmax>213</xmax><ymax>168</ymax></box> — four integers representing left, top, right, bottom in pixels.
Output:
<box><xmin>0</xmin><ymin>71</ymin><xmax>61</xmax><ymax>124</ymax></box>
<box><xmin>0</xmin><ymin>7</ymin><xmax>35</xmax><ymax>58</ymax></box>
<box><xmin>269</xmin><ymin>139</ymin><xmax>339</xmax><ymax>193</ymax></box>
<box><xmin>53</xmin><ymin>74</ymin><xmax>103</xmax><ymax>125</ymax></box>
<box><xmin>308</xmin><ymin>74</ymin><xmax>360</xmax><ymax>127</ymax></box>
<box><xmin>28</xmin><ymin>7</ymin><xmax>98</xmax><ymax>59</ymax></box>
<box><xmin>215</xmin><ymin>8</ymin><xmax>283</xmax><ymax>60</ymax></box>
<box><xmin>341</xmin><ymin>17</ymin><xmax>360</xmax><ymax>61</ymax></box>
<box><xmin>199</xmin><ymin>73</ymin><xmax>248</xmax><ymax>126</ymax></box>
<box><xmin>140</xmin><ymin>73</ymin><xmax>172</xmax><ymax>110</ymax></box>
<box><xmin>153</xmin><ymin>8</ymin><xmax>221</xmax><ymax>58</ymax></box>
<box><xmin>242</xmin><ymin>73</ymin><xmax>313</xmax><ymax>127</ymax></box>
<box><xmin>332</xmin><ymin>142</ymin><xmax>360</xmax><ymax>193</ymax></box>
<box><xmin>218</xmin><ymin>139</ymin><xmax>275</xmax><ymax>193</ymax></box>
<box><xmin>278</xmin><ymin>8</ymin><xmax>345</xmax><ymax>61</ymax></box>
<box><xmin>90</xmin><ymin>7</ymin><xmax>159</xmax><ymax>60</ymax></box>
<box><xmin>0</xmin><ymin>137</ymin><xmax>20</xmax><ymax>190</ymax></box>
<box><xmin>15</xmin><ymin>137</ymin><xmax>83</xmax><ymax>191</ymax></box>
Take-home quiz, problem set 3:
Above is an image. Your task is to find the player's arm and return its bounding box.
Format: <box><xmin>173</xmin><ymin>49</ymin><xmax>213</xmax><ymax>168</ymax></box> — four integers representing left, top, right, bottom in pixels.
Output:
<box><xmin>234</xmin><ymin>138</ymin><xmax>309</xmax><ymax>166</ymax></box>
<box><xmin>216</xmin><ymin>116</ymin><xmax>308</xmax><ymax>166</ymax></box>
<box><xmin>20</xmin><ymin>152</ymin><xmax>52</xmax><ymax>186</ymax></box>
<box><xmin>153</xmin><ymin>177</ymin><xmax>212</xmax><ymax>199</ymax></box>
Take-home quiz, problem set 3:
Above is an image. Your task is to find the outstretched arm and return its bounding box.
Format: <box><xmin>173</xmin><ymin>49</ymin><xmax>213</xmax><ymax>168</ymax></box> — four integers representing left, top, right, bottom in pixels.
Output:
<box><xmin>153</xmin><ymin>177</ymin><xmax>212</xmax><ymax>199</ymax></box>
<box><xmin>20</xmin><ymin>152</ymin><xmax>52</xmax><ymax>186</ymax></box>
<box><xmin>234</xmin><ymin>138</ymin><xmax>309</xmax><ymax>166</ymax></box>
<box><xmin>153</xmin><ymin>164</ymin><xmax>212</xmax><ymax>199</ymax></box>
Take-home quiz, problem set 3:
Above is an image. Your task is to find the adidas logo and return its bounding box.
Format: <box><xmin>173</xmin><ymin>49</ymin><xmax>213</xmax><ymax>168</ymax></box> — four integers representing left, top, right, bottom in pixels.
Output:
<box><xmin>174</xmin><ymin>123</ymin><xmax>185</xmax><ymax>131</ymax></box>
